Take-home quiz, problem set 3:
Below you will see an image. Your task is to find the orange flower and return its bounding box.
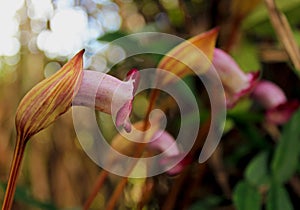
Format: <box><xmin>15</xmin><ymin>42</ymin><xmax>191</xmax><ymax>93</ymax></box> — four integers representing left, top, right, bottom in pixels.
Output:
<box><xmin>157</xmin><ymin>28</ymin><xmax>219</xmax><ymax>85</ymax></box>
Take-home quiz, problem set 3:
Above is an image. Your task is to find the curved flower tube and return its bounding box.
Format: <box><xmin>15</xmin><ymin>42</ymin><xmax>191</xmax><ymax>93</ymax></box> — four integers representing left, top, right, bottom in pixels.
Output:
<box><xmin>73</xmin><ymin>69</ymin><xmax>139</xmax><ymax>132</ymax></box>
<box><xmin>212</xmin><ymin>48</ymin><xmax>259</xmax><ymax>108</ymax></box>
<box><xmin>251</xmin><ymin>80</ymin><xmax>300</xmax><ymax>124</ymax></box>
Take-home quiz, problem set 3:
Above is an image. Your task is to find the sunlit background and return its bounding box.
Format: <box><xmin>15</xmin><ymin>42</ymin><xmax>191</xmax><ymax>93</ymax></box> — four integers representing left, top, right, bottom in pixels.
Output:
<box><xmin>0</xmin><ymin>0</ymin><xmax>191</xmax><ymax>84</ymax></box>
<box><xmin>0</xmin><ymin>0</ymin><xmax>200</xmax><ymax>208</ymax></box>
<box><xmin>0</xmin><ymin>0</ymin><xmax>126</xmax><ymax>79</ymax></box>
<box><xmin>1</xmin><ymin>0</ymin><xmax>300</xmax><ymax>209</ymax></box>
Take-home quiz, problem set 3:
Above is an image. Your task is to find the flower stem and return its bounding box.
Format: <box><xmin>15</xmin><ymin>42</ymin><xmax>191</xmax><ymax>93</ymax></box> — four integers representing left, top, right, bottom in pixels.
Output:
<box><xmin>2</xmin><ymin>136</ymin><xmax>27</xmax><ymax>210</ymax></box>
<box><xmin>105</xmin><ymin>177</ymin><xmax>128</xmax><ymax>210</ymax></box>
<box><xmin>162</xmin><ymin>117</ymin><xmax>211</xmax><ymax>210</ymax></box>
<box><xmin>83</xmin><ymin>170</ymin><xmax>109</xmax><ymax>210</ymax></box>
<box><xmin>105</xmin><ymin>89</ymin><xmax>160</xmax><ymax>210</ymax></box>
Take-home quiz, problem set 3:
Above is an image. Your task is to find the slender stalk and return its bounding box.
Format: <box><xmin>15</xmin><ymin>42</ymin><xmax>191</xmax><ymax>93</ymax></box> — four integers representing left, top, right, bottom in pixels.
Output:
<box><xmin>180</xmin><ymin>163</ymin><xmax>207</xmax><ymax>209</ymax></box>
<box><xmin>264</xmin><ymin>0</ymin><xmax>300</xmax><ymax>70</ymax></box>
<box><xmin>105</xmin><ymin>177</ymin><xmax>128</xmax><ymax>210</ymax></box>
<box><xmin>105</xmin><ymin>89</ymin><xmax>160</xmax><ymax>210</ymax></box>
<box><xmin>162</xmin><ymin>166</ymin><xmax>191</xmax><ymax>210</ymax></box>
<box><xmin>2</xmin><ymin>136</ymin><xmax>27</xmax><ymax>210</ymax></box>
<box><xmin>162</xmin><ymin>117</ymin><xmax>211</xmax><ymax>210</ymax></box>
<box><xmin>83</xmin><ymin>170</ymin><xmax>109</xmax><ymax>210</ymax></box>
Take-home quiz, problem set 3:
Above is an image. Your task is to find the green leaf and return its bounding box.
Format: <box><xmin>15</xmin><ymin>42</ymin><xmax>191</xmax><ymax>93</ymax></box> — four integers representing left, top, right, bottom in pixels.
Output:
<box><xmin>266</xmin><ymin>183</ymin><xmax>294</xmax><ymax>210</ymax></box>
<box><xmin>189</xmin><ymin>195</ymin><xmax>223</xmax><ymax>210</ymax></box>
<box><xmin>231</xmin><ymin>38</ymin><xmax>261</xmax><ymax>72</ymax></box>
<box><xmin>231</xmin><ymin>120</ymin><xmax>270</xmax><ymax>150</ymax></box>
<box><xmin>245</xmin><ymin>151</ymin><xmax>270</xmax><ymax>186</ymax></box>
<box><xmin>243</xmin><ymin>0</ymin><xmax>300</xmax><ymax>31</ymax></box>
<box><xmin>233</xmin><ymin>181</ymin><xmax>262</xmax><ymax>210</ymax></box>
<box><xmin>271</xmin><ymin>108</ymin><xmax>300</xmax><ymax>183</ymax></box>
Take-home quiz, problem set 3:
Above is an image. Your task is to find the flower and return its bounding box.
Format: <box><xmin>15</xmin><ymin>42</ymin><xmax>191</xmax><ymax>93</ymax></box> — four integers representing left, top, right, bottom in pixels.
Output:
<box><xmin>157</xmin><ymin>28</ymin><xmax>219</xmax><ymax>85</ymax></box>
<box><xmin>15</xmin><ymin>50</ymin><xmax>84</xmax><ymax>142</ymax></box>
<box><xmin>251</xmin><ymin>80</ymin><xmax>300</xmax><ymax>124</ymax></box>
<box><xmin>73</xmin><ymin>69</ymin><xmax>139</xmax><ymax>132</ymax></box>
<box><xmin>111</xmin><ymin>121</ymin><xmax>184</xmax><ymax>175</ymax></box>
<box><xmin>212</xmin><ymin>48</ymin><xmax>259</xmax><ymax>108</ymax></box>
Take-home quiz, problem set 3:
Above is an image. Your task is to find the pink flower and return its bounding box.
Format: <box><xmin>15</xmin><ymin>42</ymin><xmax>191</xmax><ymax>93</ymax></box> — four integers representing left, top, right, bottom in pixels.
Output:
<box><xmin>147</xmin><ymin>130</ymin><xmax>191</xmax><ymax>176</ymax></box>
<box><xmin>111</xmin><ymin>119</ymin><xmax>186</xmax><ymax>175</ymax></box>
<box><xmin>212</xmin><ymin>48</ymin><xmax>259</xmax><ymax>108</ymax></box>
<box><xmin>252</xmin><ymin>80</ymin><xmax>299</xmax><ymax>125</ymax></box>
<box><xmin>73</xmin><ymin>69</ymin><xmax>140</xmax><ymax>132</ymax></box>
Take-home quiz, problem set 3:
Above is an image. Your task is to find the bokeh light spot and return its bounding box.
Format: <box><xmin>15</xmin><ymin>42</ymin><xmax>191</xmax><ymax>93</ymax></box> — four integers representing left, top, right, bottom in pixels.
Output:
<box><xmin>44</xmin><ymin>62</ymin><xmax>61</xmax><ymax>78</ymax></box>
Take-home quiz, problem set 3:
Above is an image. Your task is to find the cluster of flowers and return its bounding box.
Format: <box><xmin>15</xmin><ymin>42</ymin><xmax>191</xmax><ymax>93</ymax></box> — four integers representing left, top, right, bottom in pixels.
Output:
<box><xmin>4</xmin><ymin>28</ymin><xmax>299</xmax><ymax>210</ymax></box>
<box><xmin>16</xmin><ymin>29</ymin><xmax>300</xmax><ymax>175</ymax></box>
<box><xmin>16</xmin><ymin>29</ymin><xmax>299</xmax><ymax>174</ymax></box>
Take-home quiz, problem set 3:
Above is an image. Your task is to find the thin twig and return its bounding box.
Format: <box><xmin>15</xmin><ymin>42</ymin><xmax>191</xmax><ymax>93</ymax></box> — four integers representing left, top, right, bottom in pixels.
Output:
<box><xmin>162</xmin><ymin>118</ymin><xmax>211</xmax><ymax>210</ymax></box>
<box><xmin>105</xmin><ymin>177</ymin><xmax>128</xmax><ymax>210</ymax></box>
<box><xmin>162</xmin><ymin>166</ymin><xmax>191</xmax><ymax>210</ymax></box>
<box><xmin>208</xmin><ymin>146</ymin><xmax>232</xmax><ymax>199</ymax></box>
<box><xmin>264</xmin><ymin>0</ymin><xmax>300</xmax><ymax>70</ymax></box>
<box><xmin>180</xmin><ymin>163</ymin><xmax>207</xmax><ymax>209</ymax></box>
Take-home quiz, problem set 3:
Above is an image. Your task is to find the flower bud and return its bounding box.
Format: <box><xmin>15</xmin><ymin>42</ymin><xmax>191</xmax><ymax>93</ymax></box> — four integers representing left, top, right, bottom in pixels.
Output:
<box><xmin>212</xmin><ymin>48</ymin><xmax>259</xmax><ymax>108</ymax></box>
<box><xmin>15</xmin><ymin>50</ymin><xmax>84</xmax><ymax>142</ymax></box>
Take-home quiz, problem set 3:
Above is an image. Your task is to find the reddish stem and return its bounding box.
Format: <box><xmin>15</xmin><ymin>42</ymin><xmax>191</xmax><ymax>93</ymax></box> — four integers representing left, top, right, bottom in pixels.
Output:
<box><xmin>104</xmin><ymin>89</ymin><xmax>160</xmax><ymax>210</ymax></box>
<box><xmin>2</xmin><ymin>136</ymin><xmax>26</xmax><ymax>210</ymax></box>
<box><xmin>83</xmin><ymin>170</ymin><xmax>109</xmax><ymax>210</ymax></box>
<box><xmin>162</xmin><ymin>117</ymin><xmax>211</xmax><ymax>210</ymax></box>
<box><xmin>105</xmin><ymin>177</ymin><xmax>128</xmax><ymax>210</ymax></box>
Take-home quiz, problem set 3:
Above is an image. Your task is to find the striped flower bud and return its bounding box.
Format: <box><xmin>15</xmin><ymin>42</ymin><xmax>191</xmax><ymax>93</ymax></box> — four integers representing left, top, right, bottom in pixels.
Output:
<box><xmin>16</xmin><ymin>50</ymin><xmax>84</xmax><ymax>142</ymax></box>
<box><xmin>157</xmin><ymin>28</ymin><xmax>219</xmax><ymax>85</ymax></box>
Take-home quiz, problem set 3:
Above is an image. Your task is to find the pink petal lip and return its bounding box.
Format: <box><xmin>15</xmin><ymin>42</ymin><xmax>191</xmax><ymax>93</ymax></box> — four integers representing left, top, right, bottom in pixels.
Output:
<box><xmin>266</xmin><ymin>100</ymin><xmax>300</xmax><ymax>125</ymax></box>
<box><xmin>251</xmin><ymin>80</ymin><xmax>287</xmax><ymax>109</ymax></box>
<box><xmin>148</xmin><ymin>130</ymin><xmax>180</xmax><ymax>157</ymax></box>
<box><xmin>73</xmin><ymin>69</ymin><xmax>140</xmax><ymax>132</ymax></box>
<box><xmin>147</xmin><ymin>130</ymin><xmax>192</xmax><ymax>175</ymax></box>
<box><xmin>251</xmin><ymin>80</ymin><xmax>300</xmax><ymax>125</ymax></box>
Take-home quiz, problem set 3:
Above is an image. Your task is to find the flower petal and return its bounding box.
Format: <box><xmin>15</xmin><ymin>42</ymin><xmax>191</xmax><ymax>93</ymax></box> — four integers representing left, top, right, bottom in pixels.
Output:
<box><xmin>73</xmin><ymin>69</ymin><xmax>139</xmax><ymax>132</ymax></box>
<box><xmin>251</xmin><ymin>80</ymin><xmax>287</xmax><ymax>109</ymax></box>
<box><xmin>157</xmin><ymin>28</ymin><xmax>219</xmax><ymax>85</ymax></box>
<box><xmin>212</xmin><ymin>48</ymin><xmax>260</xmax><ymax>108</ymax></box>
<box><xmin>266</xmin><ymin>100</ymin><xmax>300</xmax><ymax>125</ymax></box>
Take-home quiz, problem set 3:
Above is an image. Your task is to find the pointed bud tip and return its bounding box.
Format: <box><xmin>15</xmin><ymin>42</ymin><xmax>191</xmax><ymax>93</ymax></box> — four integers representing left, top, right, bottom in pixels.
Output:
<box><xmin>73</xmin><ymin>49</ymin><xmax>85</xmax><ymax>61</ymax></box>
<box><xmin>79</xmin><ymin>49</ymin><xmax>85</xmax><ymax>55</ymax></box>
<box><xmin>209</xmin><ymin>26</ymin><xmax>220</xmax><ymax>34</ymax></box>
